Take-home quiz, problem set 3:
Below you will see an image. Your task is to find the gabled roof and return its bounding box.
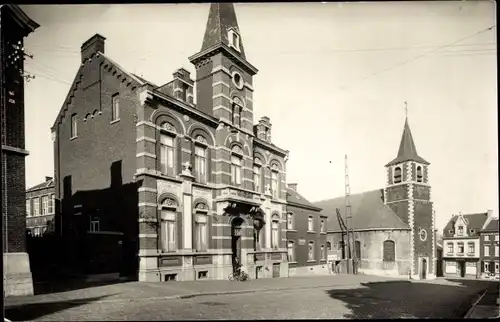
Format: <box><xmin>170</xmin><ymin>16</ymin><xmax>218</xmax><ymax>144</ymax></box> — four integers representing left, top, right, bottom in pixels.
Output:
<box><xmin>27</xmin><ymin>178</ymin><xmax>55</xmax><ymax>192</ymax></box>
<box><xmin>386</xmin><ymin>118</ymin><xmax>430</xmax><ymax>167</ymax></box>
<box><xmin>201</xmin><ymin>3</ymin><xmax>246</xmax><ymax>59</ymax></box>
<box><xmin>313</xmin><ymin>189</ymin><xmax>409</xmax><ymax>232</ymax></box>
<box><xmin>5</xmin><ymin>5</ymin><xmax>40</xmax><ymax>35</ymax></box>
<box><xmin>286</xmin><ymin>188</ymin><xmax>322</xmax><ymax>212</ymax></box>
<box><xmin>482</xmin><ymin>218</ymin><xmax>499</xmax><ymax>233</ymax></box>
<box><xmin>442</xmin><ymin>212</ymin><xmax>489</xmax><ymax>238</ymax></box>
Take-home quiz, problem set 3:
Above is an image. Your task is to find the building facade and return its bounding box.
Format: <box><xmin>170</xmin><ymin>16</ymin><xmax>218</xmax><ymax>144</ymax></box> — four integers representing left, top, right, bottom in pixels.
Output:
<box><xmin>1</xmin><ymin>4</ymin><xmax>39</xmax><ymax>296</ymax></box>
<box><xmin>314</xmin><ymin>117</ymin><xmax>436</xmax><ymax>280</ymax></box>
<box><xmin>479</xmin><ymin>214</ymin><xmax>499</xmax><ymax>280</ymax></box>
<box><xmin>26</xmin><ymin>176</ymin><xmax>55</xmax><ymax>236</ymax></box>
<box><xmin>52</xmin><ymin>3</ymin><xmax>291</xmax><ymax>282</ymax></box>
<box><xmin>285</xmin><ymin>184</ymin><xmax>329</xmax><ymax>276</ymax></box>
<box><xmin>441</xmin><ymin>212</ymin><xmax>489</xmax><ymax>278</ymax></box>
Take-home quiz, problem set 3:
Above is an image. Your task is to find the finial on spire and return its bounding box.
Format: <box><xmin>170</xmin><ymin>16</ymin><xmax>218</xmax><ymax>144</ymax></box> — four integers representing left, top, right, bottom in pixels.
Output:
<box><xmin>404</xmin><ymin>101</ymin><xmax>408</xmax><ymax>119</ymax></box>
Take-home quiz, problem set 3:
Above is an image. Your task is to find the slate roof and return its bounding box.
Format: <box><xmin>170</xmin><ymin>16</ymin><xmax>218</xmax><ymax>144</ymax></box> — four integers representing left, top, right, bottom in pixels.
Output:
<box><xmin>442</xmin><ymin>212</ymin><xmax>489</xmax><ymax>238</ymax></box>
<box><xmin>313</xmin><ymin>189</ymin><xmax>409</xmax><ymax>232</ymax></box>
<box><xmin>386</xmin><ymin>118</ymin><xmax>430</xmax><ymax>167</ymax></box>
<box><xmin>482</xmin><ymin>218</ymin><xmax>499</xmax><ymax>233</ymax></box>
<box><xmin>27</xmin><ymin>178</ymin><xmax>54</xmax><ymax>192</ymax></box>
<box><xmin>286</xmin><ymin>188</ymin><xmax>322</xmax><ymax>212</ymax></box>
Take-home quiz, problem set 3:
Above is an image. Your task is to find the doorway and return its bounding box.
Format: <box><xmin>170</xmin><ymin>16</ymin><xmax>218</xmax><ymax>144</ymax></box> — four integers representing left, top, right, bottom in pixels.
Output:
<box><xmin>458</xmin><ymin>261</ymin><xmax>466</xmax><ymax>277</ymax></box>
<box><xmin>272</xmin><ymin>263</ymin><xmax>280</xmax><ymax>278</ymax></box>
<box><xmin>421</xmin><ymin>258</ymin><xmax>427</xmax><ymax>280</ymax></box>
<box><xmin>231</xmin><ymin>217</ymin><xmax>244</xmax><ymax>273</ymax></box>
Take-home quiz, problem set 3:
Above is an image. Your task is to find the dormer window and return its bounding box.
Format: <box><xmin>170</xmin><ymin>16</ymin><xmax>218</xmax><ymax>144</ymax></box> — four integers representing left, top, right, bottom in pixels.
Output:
<box><xmin>228</xmin><ymin>29</ymin><xmax>241</xmax><ymax>52</ymax></box>
<box><xmin>394</xmin><ymin>166</ymin><xmax>402</xmax><ymax>184</ymax></box>
<box><xmin>458</xmin><ymin>225</ymin><xmax>464</xmax><ymax>236</ymax></box>
<box><xmin>416</xmin><ymin>166</ymin><xmax>423</xmax><ymax>183</ymax></box>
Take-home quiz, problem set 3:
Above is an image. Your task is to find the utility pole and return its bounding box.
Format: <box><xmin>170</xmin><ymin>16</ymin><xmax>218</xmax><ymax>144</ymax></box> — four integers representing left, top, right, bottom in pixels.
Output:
<box><xmin>344</xmin><ymin>154</ymin><xmax>356</xmax><ymax>274</ymax></box>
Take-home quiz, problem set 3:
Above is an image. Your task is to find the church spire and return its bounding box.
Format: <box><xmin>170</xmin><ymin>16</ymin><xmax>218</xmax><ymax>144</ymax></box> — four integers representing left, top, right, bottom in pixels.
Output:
<box><xmin>200</xmin><ymin>3</ymin><xmax>246</xmax><ymax>59</ymax></box>
<box><xmin>386</xmin><ymin>114</ymin><xmax>429</xmax><ymax>167</ymax></box>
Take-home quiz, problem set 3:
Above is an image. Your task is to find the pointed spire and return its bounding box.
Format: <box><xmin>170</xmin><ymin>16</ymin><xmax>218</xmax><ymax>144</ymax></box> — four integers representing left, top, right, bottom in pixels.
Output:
<box><xmin>200</xmin><ymin>3</ymin><xmax>246</xmax><ymax>59</ymax></box>
<box><xmin>386</xmin><ymin>116</ymin><xmax>429</xmax><ymax>167</ymax></box>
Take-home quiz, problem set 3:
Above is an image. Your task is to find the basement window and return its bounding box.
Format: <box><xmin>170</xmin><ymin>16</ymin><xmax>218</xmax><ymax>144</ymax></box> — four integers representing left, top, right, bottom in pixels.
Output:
<box><xmin>164</xmin><ymin>274</ymin><xmax>177</xmax><ymax>282</ymax></box>
<box><xmin>198</xmin><ymin>271</ymin><xmax>208</xmax><ymax>280</ymax></box>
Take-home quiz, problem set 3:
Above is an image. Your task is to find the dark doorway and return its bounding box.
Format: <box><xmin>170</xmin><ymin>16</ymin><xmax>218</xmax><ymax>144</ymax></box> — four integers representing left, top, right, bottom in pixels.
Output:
<box><xmin>421</xmin><ymin>258</ymin><xmax>427</xmax><ymax>279</ymax></box>
<box><xmin>458</xmin><ymin>261</ymin><xmax>466</xmax><ymax>277</ymax></box>
<box><xmin>272</xmin><ymin>263</ymin><xmax>280</xmax><ymax>278</ymax></box>
<box><xmin>231</xmin><ymin>216</ymin><xmax>244</xmax><ymax>273</ymax></box>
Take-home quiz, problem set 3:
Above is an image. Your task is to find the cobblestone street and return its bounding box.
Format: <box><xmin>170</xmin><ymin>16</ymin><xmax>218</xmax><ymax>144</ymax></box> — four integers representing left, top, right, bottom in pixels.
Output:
<box><xmin>5</xmin><ymin>275</ymin><xmax>496</xmax><ymax>320</ymax></box>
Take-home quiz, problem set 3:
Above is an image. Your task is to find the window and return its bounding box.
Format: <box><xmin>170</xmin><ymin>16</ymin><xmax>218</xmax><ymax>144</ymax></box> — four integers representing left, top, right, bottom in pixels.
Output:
<box><xmin>33</xmin><ymin>198</ymin><xmax>40</xmax><ymax>216</ymax></box>
<box><xmin>308</xmin><ymin>216</ymin><xmax>314</xmax><ymax>231</ymax></box>
<box><xmin>308</xmin><ymin>241</ymin><xmax>315</xmax><ymax>261</ymax></box>
<box><xmin>457</xmin><ymin>242</ymin><xmax>464</xmax><ymax>254</ymax></box>
<box><xmin>26</xmin><ymin>199</ymin><xmax>31</xmax><ymax>217</ymax></box>
<box><xmin>231</xmin><ymin>155</ymin><xmax>242</xmax><ymax>185</ymax></box>
<box><xmin>484</xmin><ymin>262</ymin><xmax>490</xmax><ymax>273</ymax></box>
<box><xmin>484</xmin><ymin>245</ymin><xmax>490</xmax><ymax>256</ymax></box>
<box><xmin>321</xmin><ymin>245</ymin><xmax>326</xmax><ymax>260</ymax></box>
<box><xmin>496</xmin><ymin>263</ymin><xmax>499</xmax><ymax>273</ymax></box>
<box><xmin>228</xmin><ymin>29</ymin><xmax>241</xmax><ymax>52</ymax></box>
<box><xmin>195</xmin><ymin>214</ymin><xmax>208</xmax><ymax>252</ymax></box>
<box><xmin>383</xmin><ymin>240</ymin><xmax>395</xmax><ymax>262</ymax></box>
<box><xmin>495</xmin><ymin>246</ymin><xmax>499</xmax><ymax>257</ymax></box>
<box><xmin>287</xmin><ymin>241</ymin><xmax>295</xmax><ymax>262</ymax></box>
<box><xmin>195</xmin><ymin>145</ymin><xmax>207</xmax><ymax>183</ymax></box>
<box><xmin>416</xmin><ymin>166</ymin><xmax>423</xmax><ymax>182</ymax></box>
<box><xmin>161</xmin><ymin>210</ymin><xmax>177</xmax><ymax>252</ymax></box>
<box><xmin>287</xmin><ymin>213</ymin><xmax>294</xmax><ymax>230</ymax></box>
<box><xmin>180</xmin><ymin>82</ymin><xmax>189</xmax><ymax>101</ymax></box>
<box><xmin>394</xmin><ymin>166</ymin><xmax>402</xmax><ymax>183</ymax></box>
<box><xmin>271</xmin><ymin>218</ymin><xmax>279</xmax><ymax>249</ymax></box>
<box><xmin>90</xmin><ymin>218</ymin><xmax>100</xmax><ymax>232</ymax></box>
<box><xmin>495</xmin><ymin>235</ymin><xmax>499</xmax><ymax>241</ymax></box>
<box><xmin>160</xmin><ymin>134</ymin><xmax>175</xmax><ymax>176</ymax></box>
<box><xmin>457</xmin><ymin>226</ymin><xmax>464</xmax><ymax>236</ymax></box>
<box><xmin>468</xmin><ymin>242</ymin><xmax>475</xmax><ymax>255</ymax></box>
<box><xmin>111</xmin><ymin>93</ymin><xmax>119</xmax><ymax>121</ymax></box>
<box><xmin>41</xmin><ymin>195</ymin><xmax>49</xmax><ymax>215</ymax></box>
<box><xmin>49</xmin><ymin>194</ymin><xmax>55</xmax><ymax>214</ymax></box>
<box><xmin>320</xmin><ymin>219</ymin><xmax>326</xmax><ymax>233</ymax></box>
<box><xmin>271</xmin><ymin>170</ymin><xmax>279</xmax><ymax>199</ymax></box>
<box><xmin>253</xmin><ymin>165</ymin><xmax>261</xmax><ymax>192</ymax></box>
<box><xmin>71</xmin><ymin>114</ymin><xmax>77</xmax><ymax>138</ymax></box>
<box><xmin>327</xmin><ymin>241</ymin><xmax>332</xmax><ymax>251</ymax></box>
<box><xmin>259</xmin><ymin>228</ymin><xmax>265</xmax><ymax>250</ymax></box>
<box><xmin>355</xmin><ymin>241</ymin><xmax>361</xmax><ymax>259</ymax></box>
<box><xmin>447</xmin><ymin>242</ymin><xmax>453</xmax><ymax>254</ymax></box>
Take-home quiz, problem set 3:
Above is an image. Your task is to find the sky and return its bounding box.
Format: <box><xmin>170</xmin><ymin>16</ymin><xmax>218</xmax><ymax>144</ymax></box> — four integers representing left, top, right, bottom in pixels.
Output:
<box><xmin>20</xmin><ymin>2</ymin><xmax>497</xmax><ymax>231</ymax></box>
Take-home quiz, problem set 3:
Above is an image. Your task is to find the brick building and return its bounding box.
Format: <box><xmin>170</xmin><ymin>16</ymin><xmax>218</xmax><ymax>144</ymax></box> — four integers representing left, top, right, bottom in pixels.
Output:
<box><xmin>52</xmin><ymin>3</ymin><xmax>292</xmax><ymax>282</ymax></box>
<box><xmin>25</xmin><ymin>176</ymin><xmax>55</xmax><ymax>236</ymax></box>
<box><xmin>285</xmin><ymin>184</ymin><xmax>329</xmax><ymax>276</ymax></box>
<box><xmin>314</xmin><ymin>117</ymin><xmax>436</xmax><ymax>280</ymax></box>
<box><xmin>441</xmin><ymin>212</ymin><xmax>489</xmax><ymax>278</ymax></box>
<box><xmin>1</xmin><ymin>4</ymin><xmax>39</xmax><ymax>296</ymax></box>
<box><xmin>478</xmin><ymin>213</ymin><xmax>499</xmax><ymax>279</ymax></box>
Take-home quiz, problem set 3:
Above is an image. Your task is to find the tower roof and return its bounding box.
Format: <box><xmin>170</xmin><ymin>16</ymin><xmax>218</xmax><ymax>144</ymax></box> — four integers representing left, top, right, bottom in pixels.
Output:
<box><xmin>386</xmin><ymin>118</ymin><xmax>429</xmax><ymax>167</ymax></box>
<box><xmin>200</xmin><ymin>3</ymin><xmax>246</xmax><ymax>59</ymax></box>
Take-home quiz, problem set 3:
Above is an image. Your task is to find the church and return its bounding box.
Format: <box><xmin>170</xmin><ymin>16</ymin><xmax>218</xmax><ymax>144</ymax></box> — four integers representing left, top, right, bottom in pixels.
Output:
<box><xmin>314</xmin><ymin>117</ymin><xmax>436</xmax><ymax>280</ymax></box>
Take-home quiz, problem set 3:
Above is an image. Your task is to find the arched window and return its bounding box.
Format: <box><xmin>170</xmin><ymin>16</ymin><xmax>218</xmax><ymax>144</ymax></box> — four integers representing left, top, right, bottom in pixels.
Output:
<box><xmin>231</xmin><ymin>97</ymin><xmax>243</xmax><ymax>127</ymax></box>
<box><xmin>383</xmin><ymin>240</ymin><xmax>395</xmax><ymax>262</ymax></box>
<box><xmin>394</xmin><ymin>166</ymin><xmax>402</xmax><ymax>184</ymax></box>
<box><xmin>355</xmin><ymin>240</ymin><xmax>361</xmax><ymax>259</ymax></box>
<box><xmin>287</xmin><ymin>241</ymin><xmax>295</xmax><ymax>262</ymax></box>
<box><xmin>327</xmin><ymin>241</ymin><xmax>332</xmax><ymax>251</ymax></box>
<box><xmin>194</xmin><ymin>136</ymin><xmax>208</xmax><ymax>183</ymax></box>
<box><xmin>231</xmin><ymin>146</ymin><xmax>243</xmax><ymax>186</ymax></box>
<box><xmin>159</xmin><ymin>122</ymin><xmax>176</xmax><ymax>176</ymax></box>
<box><xmin>253</xmin><ymin>158</ymin><xmax>262</xmax><ymax>193</ymax></box>
<box><xmin>195</xmin><ymin>213</ymin><xmax>208</xmax><ymax>252</ymax></box>
<box><xmin>160</xmin><ymin>198</ymin><xmax>177</xmax><ymax>253</ymax></box>
<box><xmin>416</xmin><ymin>166</ymin><xmax>423</xmax><ymax>183</ymax></box>
<box><xmin>71</xmin><ymin>114</ymin><xmax>78</xmax><ymax>138</ymax></box>
<box><xmin>286</xmin><ymin>213</ymin><xmax>294</xmax><ymax>230</ymax></box>
<box><xmin>271</xmin><ymin>215</ymin><xmax>280</xmax><ymax>249</ymax></box>
<box><xmin>271</xmin><ymin>164</ymin><xmax>280</xmax><ymax>199</ymax></box>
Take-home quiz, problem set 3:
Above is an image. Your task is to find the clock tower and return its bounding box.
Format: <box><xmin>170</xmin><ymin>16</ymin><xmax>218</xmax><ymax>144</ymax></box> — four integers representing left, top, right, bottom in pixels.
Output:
<box><xmin>384</xmin><ymin>117</ymin><xmax>435</xmax><ymax>280</ymax></box>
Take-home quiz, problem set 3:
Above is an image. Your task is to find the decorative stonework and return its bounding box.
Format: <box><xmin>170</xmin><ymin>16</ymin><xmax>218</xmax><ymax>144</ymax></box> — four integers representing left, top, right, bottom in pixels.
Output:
<box><xmin>232</xmin><ymin>145</ymin><xmax>243</xmax><ymax>155</ymax></box>
<box><xmin>233</xmin><ymin>96</ymin><xmax>242</xmax><ymax>106</ymax></box>
<box><xmin>195</xmin><ymin>135</ymin><xmax>207</xmax><ymax>144</ymax></box>
<box><xmin>162</xmin><ymin>122</ymin><xmax>176</xmax><ymax>132</ymax></box>
<box><xmin>183</xmin><ymin>115</ymin><xmax>190</xmax><ymax>122</ymax></box>
<box><xmin>163</xmin><ymin>198</ymin><xmax>175</xmax><ymax>207</ymax></box>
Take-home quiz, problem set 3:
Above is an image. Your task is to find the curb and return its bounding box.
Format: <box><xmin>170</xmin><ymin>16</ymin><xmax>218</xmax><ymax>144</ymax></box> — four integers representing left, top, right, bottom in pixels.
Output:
<box><xmin>464</xmin><ymin>289</ymin><xmax>488</xmax><ymax>319</ymax></box>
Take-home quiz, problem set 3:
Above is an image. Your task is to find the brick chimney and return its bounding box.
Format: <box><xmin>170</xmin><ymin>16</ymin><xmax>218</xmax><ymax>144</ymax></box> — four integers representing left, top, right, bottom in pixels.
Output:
<box><xmin>487</xmin><ymin>209</ymin><xmax>494</xmax><ymax>218</ymax></box>
<box><xmin>81</xmin><ymin>34</ymin><xmax>105</xmax><ymax>63</ymax></box>
<box><xmin>45</xmin><ymin>176</ymin><xmax>53</xmax><ymax>182</ymax></box>
<box><xmin>254</xmin><ymin>116</ymin><xmax>272</xmax><ymax>142</ymax></box>
<box><xmin>288</xmin><ymin>183</ymin><xmax>297</xmax><ymax>192</ymax></box>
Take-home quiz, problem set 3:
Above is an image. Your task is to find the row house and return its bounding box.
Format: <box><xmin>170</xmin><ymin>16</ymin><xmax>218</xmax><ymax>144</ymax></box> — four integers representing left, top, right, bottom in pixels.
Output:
<box><xmin>479</xmin><ymin>213</ymin><xmax>499</xmax><ymax>279</ymax></box>
<box><xmin>26</xmin><ymin>176</ymin><xmax>55</xmax><ymax>236</ymax></box>
<box><xmin>51</xmin><ymin>4</ymin><xmax>292</xmax><ymax>282</ymax></box>
<box><xmin>441</xmin><ymin>212</ymin><xmax>490</xmax><ymax>278</ymax></box>
<box><xmin>285</xmin><ymin>184</ymin><xmax>329</xmax><ymax>276</ymax></box>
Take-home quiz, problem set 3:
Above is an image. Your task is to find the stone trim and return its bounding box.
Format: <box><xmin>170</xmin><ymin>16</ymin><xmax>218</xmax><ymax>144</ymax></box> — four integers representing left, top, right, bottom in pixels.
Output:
<box><xmin>136</xmin><ymin>152</ymin><xmax>156</xmax><ymax>159</ymax></box>
<box><xmin>139</xmin><ymin>233</ymin><xmax>158</xmax><ymax>238</ymax></box>
<box><xmin>213</xmin><ymin>81</ymin><xmax>230</xmax><ymax>88</ymax></box>
<box><xmin>1</xmin><ymin>145</ymin><xmax>30</xmax><ymax>155</ymax></box>
<box><xmin>138</xmin><ymin>187</ymin><xmax>157</xmax><ymax>193</ymax></box>
<box><xmin>136</xmin><ymin>136</ymin><xmax>156</xmax><ymax>143</ymax></box>
<box><xmin>138</xmin><ymin>218</ymin><xmax>158</xmax><ymax>223</ymax></box>
<box><xmin>138</xmin><ymin>202</ymin><xmax>158</xmax><ymax>208</ymax></box>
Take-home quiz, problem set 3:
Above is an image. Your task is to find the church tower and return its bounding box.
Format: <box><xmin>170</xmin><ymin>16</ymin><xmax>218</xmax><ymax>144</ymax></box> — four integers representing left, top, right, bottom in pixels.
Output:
<box><xmin>384</xmin><ymin>117</ymin><xmax>436</xmax><ymax>280</ymax></box>
<box><xmin>189</xmin><ymin>3</ymin><xmax>258</xmax><ymax>135</ymax></box>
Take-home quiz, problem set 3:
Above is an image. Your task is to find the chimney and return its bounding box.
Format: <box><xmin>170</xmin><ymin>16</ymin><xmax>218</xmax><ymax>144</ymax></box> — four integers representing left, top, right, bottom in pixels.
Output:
<box><xmin>45</xmin><ymin>176</ymin><xmax>53</xmax><ymax>182</ymax></box>
<box><xmin>487</xmin><ymin>209</ymin><xmax>494</xmax><ymax>218</ymax></box>
<box><xmin>288</xmin><ymin>183</ymin><xmax>297</xmax><ymax>192</ymax></box>
<box><xmin>81</xmin><ymin>34</ymin><xmax>106</xmax><ymax>63</ymax></box>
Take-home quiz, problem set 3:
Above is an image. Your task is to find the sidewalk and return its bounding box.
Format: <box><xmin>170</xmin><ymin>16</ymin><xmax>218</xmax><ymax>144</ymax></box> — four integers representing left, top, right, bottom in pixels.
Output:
<box><xmin>4</xmin><ymin>274</ymin><xmax>401</xmax><ymax>308</ymax></box>
<box><xmin>465</xmin><ymin>283</ymin><xmax>500</xmax><ymax>319</ymax></box>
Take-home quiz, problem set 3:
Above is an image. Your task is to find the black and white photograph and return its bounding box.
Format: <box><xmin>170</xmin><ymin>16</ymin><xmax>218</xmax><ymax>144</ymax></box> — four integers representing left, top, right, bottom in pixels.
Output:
<box><xmin>1</xmin><ymin>1</ymin><xmax>498</xmax><ymax>320</ymax></box>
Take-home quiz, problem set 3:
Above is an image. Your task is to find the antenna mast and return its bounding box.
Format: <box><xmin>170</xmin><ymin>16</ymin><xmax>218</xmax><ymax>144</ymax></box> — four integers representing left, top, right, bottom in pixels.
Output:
<box><xmin>344</xmin><ymin>155</ymin><xmax>356</xmax><ymax>273</ymax></box>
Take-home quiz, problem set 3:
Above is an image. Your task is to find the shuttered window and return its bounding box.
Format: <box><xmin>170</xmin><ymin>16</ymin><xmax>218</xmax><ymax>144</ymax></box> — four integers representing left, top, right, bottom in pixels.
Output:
<box><xmin>383</xmin><ymin>240</ymin><xmax>395</xmax><ymax>262</ymax></box>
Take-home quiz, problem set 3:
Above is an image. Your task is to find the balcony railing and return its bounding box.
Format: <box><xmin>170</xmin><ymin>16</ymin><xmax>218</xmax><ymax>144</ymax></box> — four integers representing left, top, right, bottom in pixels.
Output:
<box><xmin>457</xmin><ymin>252</ymin><xmax>464</xmax><ymax>256</ymax></box>
<box><xmin>466</xmin><ymin>252</ymin><xmax>475</xmax><ymax>256</ymax></box>
<box><xmin>446</xmin><ymin>252</ymin><xmax>454</xmax><ymax>256</ymax></box>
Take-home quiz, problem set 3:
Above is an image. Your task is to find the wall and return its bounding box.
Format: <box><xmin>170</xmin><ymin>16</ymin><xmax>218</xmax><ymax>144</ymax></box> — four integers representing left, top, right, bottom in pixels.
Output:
<box><xmin>26</xmin><ymin>185</ymin><xmax>55</xmax><ymax>232</ymax></box>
